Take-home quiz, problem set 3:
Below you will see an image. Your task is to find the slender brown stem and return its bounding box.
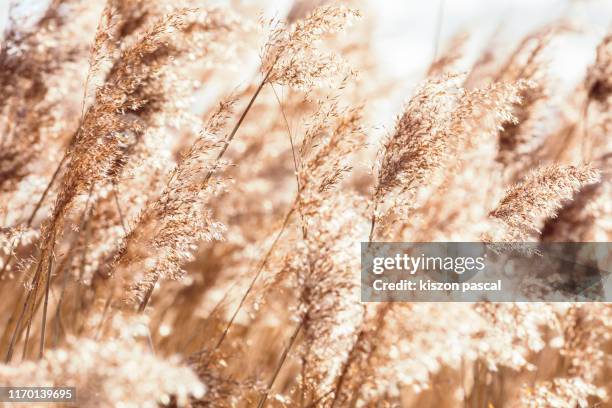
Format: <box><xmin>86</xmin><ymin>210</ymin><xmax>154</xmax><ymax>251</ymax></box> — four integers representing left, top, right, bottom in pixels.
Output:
<box><xmin>20</xmin><ymin>281</ymin><xmax>40</xmax><ymax>360</ymax></box>
<box><xmin>30</xmin><ymin>188</ymin><xmax>94</xmax><ymax>357</ymax></box>
<box><xmin>0</xmin><ymin>153</ymin><xmax>68</xmax><ymax>280</ymax></box>
<box><xmin>257</xmin><ymin>318</ymin><xmax>304</xmax><ymax>408</ymax></box>
<box><xmin>56</xmin><ymin>189</ymin><xmax>94</xmax><ymax>342</ymax></box>
<box><xmin>330</xmin><ymin>306</ymin><xmax>366</xmax><ymax>408</ymax></box>
<box><xmin>368</xmin><ymin>199</ymin><xmax>378</xmax><ymax>245</ymax></box>
<box><xmin>270</xmin><ymin>84</ymin><xmax>309</xmax><ymax>241</ymax></box>
<box><xmin>179</xmin><ymin>280</ymin><xmax>239</xmax><ymax>351</ymax></box>
<box><xmin>112</xmin><ymin>184</ymin><xmax>128</xmax><ymax>235</ymax></box>
<box><xmin>332</xmin><ymin>305</ymin><xmax>391</xmax><ymax>408</ymax></box>
<box><xmin>138</xmin><ymin>284</ymin><xmax>155</xmax><ymax>312</ymax></box>
<box><xmin>137</xmin><ymin>70</ymin><xmax>274</xmax><ymax>314</ymax></box>
<box><xmin>306</xmin><ymin>390</ymin><xmax>334</xmax><ymax>408</ymax></box>
<box><xmin>5</xmin><ymin>299</ymin><xmax>27</xmax><ymax>362</ymax></box>
<box><xmin>347</xmin><ymin>306</ymin><xmax>392</xmax><ymax>407</ymax></box>
<box><xmin>202</xmin><ymin>69</ymin><xmax>272</xmax><ymax>187</ymax></box>
<box><xmin>52</xmin><ymin>254</ymin><xmax>71</xmax><ymax>348</ymax></box>
<box><xmin>271</xmin><ymin>85</ymin><xmax>301</xmax><ymax>192</ymax></box>
<box><xmin>72</xmin><ymin>220</ymin><xmax>92</xmax><ymax>334</ymax></box>
<box><xmin>95</xmin><ymin>293</ymin><xmax>113</xmax><ymax>340</ymax></box>
<box><xmin>39</xmin><ymin>250</ymin><xmax>54</xmax><ymax>359</ymax></box>
<box><xmin>205</xmin><ymin>203</ymin><xmax>296</xmax><ymax>361</ymax></box>
<box><xmin>5</xmin><ymin>259</ymin><xmax>44</xmax><ymax>362</ymax></box>
<box><xmin>255</xmin><ymin>84</ymin><xmax>317</xmax><ymax>408</ymax></box>
<box><xmin>461</xmin><ymin>357</ymin><xmax>468</xmax><ymax>408</ymax></box>
<box><xmin>12</xmin><ymin>185</ymin><xmax>93</xmax><ymax>361</ymax></box>
<box><xmin>27</xmin><ymin>154</ymin><xmax>68</xmax><ymax>227</ymax></box>
<box><xmin>300</xmin><ymin>356</ymin><xmax>306</xmax><ymax>407</ymax></box>
<box><xmin>581</xmin><ymin>98</ymin><xmax>592</xmax><ymax>163</ymax></box>
<box><xmin>255</xmin><ymin>86</ymin><xmax>310</xmax><ymax>408</ymax></box>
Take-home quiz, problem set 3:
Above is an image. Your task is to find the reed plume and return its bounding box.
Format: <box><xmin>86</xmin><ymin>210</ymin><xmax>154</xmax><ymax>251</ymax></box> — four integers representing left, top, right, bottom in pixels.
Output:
<box><xmin>490</xmin><ymin>164</ymin><xmax>600</xmax><ymax>240</ymax></box>
<box><xmin>110</xmin><ymin>101</ymin><xmax>234</xmax><ymax>308</ymax></box>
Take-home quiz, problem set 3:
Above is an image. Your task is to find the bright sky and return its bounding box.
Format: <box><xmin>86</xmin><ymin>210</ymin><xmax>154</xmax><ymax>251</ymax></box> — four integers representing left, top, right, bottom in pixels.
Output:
<box><xmin>1</xmin><ymin>0</ymin><xmax>610</xmax><ymax>91</ymax></box>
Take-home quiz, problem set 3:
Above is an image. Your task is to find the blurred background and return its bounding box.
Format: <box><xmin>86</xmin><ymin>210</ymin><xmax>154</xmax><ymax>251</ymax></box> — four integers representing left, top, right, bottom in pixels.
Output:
<box><xmin>3</xmin><ymin>0</ymin><xmax>611</xmax><ymax>80</ymax></box>
<box><xmin>3</xmin><ymin>0</ymin><xmax>610</xmax><ymax>136</ymax></box>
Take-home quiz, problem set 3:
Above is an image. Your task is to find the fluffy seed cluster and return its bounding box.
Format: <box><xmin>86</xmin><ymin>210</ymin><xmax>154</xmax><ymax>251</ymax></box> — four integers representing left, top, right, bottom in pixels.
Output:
<box><xmin>262</xmin><ymin>5</ymin><xmax>360</xmax><ymax>90</ymax></box>
<box><xmin>0</xmin><ymin>337</ymin><xmax>205</xmax><ymax>408</ymax></box>
<box><xmin>490</xmin><ymin>164</ymin><xmax>600</xmax><ymax>240</ymax></box>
